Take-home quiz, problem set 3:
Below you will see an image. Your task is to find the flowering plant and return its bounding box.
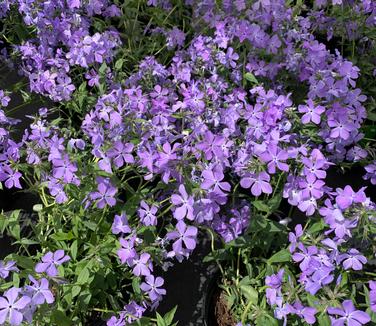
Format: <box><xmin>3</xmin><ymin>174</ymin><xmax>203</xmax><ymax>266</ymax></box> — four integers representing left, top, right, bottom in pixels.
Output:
<box><xmin>0</xmin><ymin>0</ymin><xmax>375</xmax><ymax>325</ymax></box>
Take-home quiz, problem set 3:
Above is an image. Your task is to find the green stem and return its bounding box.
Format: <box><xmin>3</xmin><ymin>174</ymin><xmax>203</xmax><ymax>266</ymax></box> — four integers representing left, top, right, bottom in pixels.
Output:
<box><xmin>241</xmin><ymin>299</ymin><xmax>253</xmax><ymax>324</ymax></box>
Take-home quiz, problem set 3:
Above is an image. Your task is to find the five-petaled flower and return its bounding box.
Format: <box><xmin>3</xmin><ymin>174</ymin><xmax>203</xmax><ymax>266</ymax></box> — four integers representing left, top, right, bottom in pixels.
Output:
<box><xmin>328</xmin><ymin>300</ymin><xmax>370</xmax><ymax>326</ymax></box>
<box><xmin>0</xmin><ymin>287</ymin><xmax>31</xmax><ymax>326</ymax></box>
<box><xmin>35</xmin><ymin>250</ymin><xmax>71</xmax><ymax>277</ymax></box>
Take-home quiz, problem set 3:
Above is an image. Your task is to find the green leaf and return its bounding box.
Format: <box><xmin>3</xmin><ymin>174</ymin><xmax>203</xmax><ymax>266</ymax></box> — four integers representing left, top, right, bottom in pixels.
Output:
<box><xmin>317</xmin><ymin>313</ymin><xmax>331</xmax><ymax>326</ymax></box>
<box><xmin>156</xmin><ymin>312</ymin><xmax>167</xmax><ymax>326</ymax></box>
<box><xmin>252</xmin><ymin>200</ymin><xmax>270</xmax><ymax>213</ymax></box>
<box><xmin>51</xmin><ymin>231</ymin><xmax>74</xmax><ymax>241</ymax></box>
<box><xmin>240</xmin><ymin>284</ymin><xmax>258</xmax><ymax>305</ymax></box>
<box><xmin>267</xmin><ymin>249</ymin><xmax>290</xmax><ymax>264</ymax></box>
<box><xmin>77</xmin><ymin>268</ymin><xmax>90</xmax><ymax>284</ymax></box>
<box><xmin>307</xmin><ymin>219</ymin><xmax>326</xmax><ymax>234</ymax></box>
<box><xmin>132</xmin><ymin>277</ymin><xmax>141</xmax><ymax>295</ymax></box>
<box><xmin>9</xmin><ymin>224</ymin><xmax>20</xmax><ymax>240</ymax></box>
<box><xmin>71</xmin><ymin>240</ymin><xmax>78</xmax><ymax>261</ymax></box>
<box><xmin>72</xmin><ymin>285</ymin><xmax>81</xmax><ymax>298</ymax></box>
<box><xmin>163</xmin><ymin>306</ymin><xmax>177</xmax><ymax>325</ymax></box>
<box><xmin>32</xmin><ymin>204</ymin><xmax>43</xmax><ymax>212</ymax></box>
<box><xmin>51</xmin><ymin>310</ymin><xmax>71</xmax><ymax>326</ymax></box>
<box><xmin>115</xmin><ymin>58</ymin><xmax>124</xmax><ymax>70</ymax></box>
<box><xmin>244</xmin><ymin>72</ymin><xmax>259</xmax><ymax>84</ymax></box>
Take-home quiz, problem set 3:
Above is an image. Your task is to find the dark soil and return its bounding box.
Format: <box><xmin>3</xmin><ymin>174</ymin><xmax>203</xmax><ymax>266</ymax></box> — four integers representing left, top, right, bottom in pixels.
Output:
<box><xmin>211</xmin><ymin>289</ymin><xmax>236</xmax><ymax>326</ymax></box>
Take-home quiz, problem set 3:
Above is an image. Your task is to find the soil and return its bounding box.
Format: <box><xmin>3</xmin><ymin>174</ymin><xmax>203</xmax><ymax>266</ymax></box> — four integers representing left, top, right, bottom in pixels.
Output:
<box><xmin>212</xmin><ymin>289</ymin><xmax>236</xmax><ymax>326</ymax></box>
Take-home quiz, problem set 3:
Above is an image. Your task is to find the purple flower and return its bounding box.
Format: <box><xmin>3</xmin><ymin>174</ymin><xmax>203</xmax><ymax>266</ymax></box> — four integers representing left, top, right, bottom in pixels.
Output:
<box><xmin>52</xmin><ymin>155</ymin><xmax>78</xmax><ymax>183</ymax></box>
<box><xmin>138</xmin><ymin>201</ymin><xmax>158</xmax><ymax>226</ymax></box>
<box><xmin>48</xmin><ymin>179</ymin><xmax>68</xmax><ymax>204</ymax></box>
<box><xmin>117</xmin><ymin>237</ymin><xmax>137</xmax><ymax>265</ymax></box>
<box><xmin>0</xmin><ymin>287</ymin><xmax>31</xmax><ymax>326</ymax></box>
<box><xmin>299</xmin><ymin>174</ymin><xmax>325</xmax><ymax>199</ymax></box>
<box><xmin>240</xmin><ymin>172</ymin><xmax>272</xmax><ymax>196</ymax></box>
<box><xmin>324</xmin><ymin>208</ymin><xmax>357</xmax><ymax>239</ymax></box>
<box><xmin>166</xmin><ymin>221</ymin><xmax>198</xmax><ymax>255</ymax></box>
<box><xmin>265</xmin><ymin>269</ymin><xmax>284</xmax><ymax>306</ymax></box>
<box><xmin>328</xmin><ymin>116</ymin><xmax>355</xmax><ymax>140</ymax></box>
<box><xmin>107</xmin><ymin>141</ymin><xmax>134</xmax><ymax>168</ymax></box>
<box><xmin>0</xmin><ymin>261</ymin><xmax>19</xmax><ymax>279</ymax></box>
<box><xmin>292</xmin><ymin>244</ymin><xmax>319</xmax><ymax>271</ymax></box>
<box><xmin>288</xmin><ymin>224</ymin><xmax>303</xmax><ymax>253</ymax></box>
<box><xmin>90</xmin><ymin>178</ymin><xmax>117</xmax><ymax>209</ymax></box>
<box><xmin>328</xmin><ymin>300</ymin><xmax>370</xmax><ymax>326</ymax></box>
<box><xmin>304</xmin><ymin>266</ymin><xmax>334</xmax><ymax>295</ymax></box>
<box><xmin>111</xmin><ymin>212</ymin><xmax>131</xmax><ymax>235</ymax></box>
<box><xmin>201</xmin><ymin>164</ymin><xmax>231</xmax><ymax>196</ymax></box>
<box><xmin>35</xmin><ymin>250</ymin><xmax>71</xmax><ymax>277</ymax></box>
<box><xmin>140</xmin><ymin>275</ymin><xmax>166</xmax><ymax>302</ymax></box>
<box><xmin>298</xmin><ymin>197</ymin><xmax>318</xmax><ymax>216</ymax></box>
<box><xmin>0</xmin><ymin>166</ymin><xmax>22</xmax><ymax>189</ymax></box>
<box><xmin>287</xmin><ymin>301</ymin><xmax>317</xmax><ymax>324</ymax></box>
<box><xmin>171</xmin><ymin>184</ymin><xmax>194</xmax><ymax>221</ymax></box>
<box><xmin>339</xmin><ymin>249</ymin><xmax>367</xmax><ymax>271</ymax></box>
<box><xmin>335</xmin><ymin>186</ymin><xmax>367</xmax><ymax>210</ymax></box>
<box><xmin>85</xmin><ymin>69</ymin><xmax>99</xmax><ymax>87</ymax></box>
<box><xmin>298</xmin><ymin>99</ymin><xmax>325</xmax><ymax>124</ymax></box>
<box><xmin>0</xmin><ymin>90</ymin><xmax>10</xmax><ymax>107</ymax></box>
<box><xmin>131</xmin><ymin>253</ymin><xmax>152</xmax><ymax>277</ymax></box>
<box><xmin>369</xmin><ymin>281</ymin><xmax>376</xmax><ymax>312</ymax></box>
<box><xmin>259</xmin><ymin>145</ymin><xmax>289</xmax><ymax>174</ymax></box>
<box><xmin>25</xmin><ymin>276</ymin><xmax>54</xmax><ymax>305</ymax></box>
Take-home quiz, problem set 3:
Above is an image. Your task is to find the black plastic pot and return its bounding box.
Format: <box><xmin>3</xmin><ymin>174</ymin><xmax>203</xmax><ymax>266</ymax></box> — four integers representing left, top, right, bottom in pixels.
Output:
<box><xmin>156</xmin><ymin>233</ymin><xmax>218</xmax><ymax>325</ymax></box>
<box><xmin>203</xmin><ymin>269</ymin><xmax>221</xmax><ymax>326</ymax></box>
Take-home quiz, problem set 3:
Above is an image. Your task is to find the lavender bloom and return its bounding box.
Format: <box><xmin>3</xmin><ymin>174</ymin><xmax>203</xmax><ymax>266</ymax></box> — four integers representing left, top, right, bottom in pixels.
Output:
<box><xmin>90</xmin><ymin>178</ymin><xmax>117</xmax><ymax>208</ymax></box>
<box><xmin>166</xmin><ymin>27</ymin><xmax>186</xmax><ymax>49</ymax></box>
<box><xmin>299</xmin><ymin>174</ymin><xmax>325</xmax><ymax>199</ymax></box>
<box><xmin>322</xmin><ymin>207</ymin><xmax>357</xmax><ymax>239</ymax></box>
<box><xmin>335</xmin><ymin>185</ymin><xmax>367</xmax><ymax>210</ymax></box>
<box><xmin>304</xmin><ymin>266</ymin><xmax>334</xmax><ymax>295</ymax></box>
<box><xmin>0</xmin><ymin>166</ymin><xmax>22</xmax><ymax>189</ymax></box>
<box><xmin>111</xmin><ymin>212</ymin><xmax>131</xmax><ymax>235</ymax></box>
<box><xmin>124</xmin><ymin>301</ymin><xmax>146</xmax><ymax>323</ymax></box>
<box><xmin>339</xmin><ymin>249</ymin><xmax>367</xmax><ymax>271</ymax></box>
<box><xmin>25</xmin><ymin>276</ymin><xmax>54</xmax><ymax>305</ymax></box>
<box><xmin>35</xmin><ymin>250</ymin><xmax>71</xmax><ymax>277</ymax></box>
<box><xmin>0</xmin><ymin>261</ymin><xmax>19</xmax><ymax>279</ymax></box>
<box><xmin>287</xmin><ymin>301</ymin><xmax>317</xmax><ymax>324</ymax></box>
<box><xmin>364</xmin><ymin>162</ymin><xmax>376</xmax><ymax>185</ymax></box>
<box><xmin>52</xmin><ymin>155</ymin><xmax>78</xmax><ymax>183</ymax></box>
<box><xmin>292</xmin><ymin>244</ymin><xmax>319</xmax><ymax>271</ymax></box>
<box><xmin>138</xmin><ymin>201</ymin><xmax>158</xmax><ymax>226</ymax></box>
<box><xmin>0</xmin><ymin>287</ymin><xmax>31</xmax><ymax>326</ymax></box>
<box><xmin>140</xmin><ymin>275</ymin><xmax>166</xmax><ymax>302</ymax></box>
<box><xmin>171</xmin><ymin>184</ymin><xmax>194</xmax><ymax>221</ymax></box>
<box><xmin>369</xmin><ymin>281</ymin><xmax>376</xmax><ymax>312</ymax></box>
<box><xmin>0</xmin><ymin>90</ymin><xmax>10</xmax><ymax>107</ymax></box>
<box><xmin>259</xmin><ymin>145</ymin><xmax>289</xmax><ymax>174</ymax></box>
<box><xmin>288</xmin><ymin>224</ymin><xmax>303</xmax><ymax>253</ymax></box>
<box><xmin>117</xmin><ymin>237</ymin><xmax>137</xmax><ymax>265</ymax></box>
<box><xmin>298</xmin><ymin>99</ymin><xmax>325</xmax><ymax>124</ymax></box>
<box><xmin>131</xmin><ymin>253</ymin><xmax>152</xmax><ymax>277</ymax></box>
<box><xmin>166</xmin><ymin>221</ymin><xmax>198</xmax><ymax>255</ymax></box>
<box><xmin>265</xmin><ymin>269</ymin><xmax>284</xmax><ymax>306</ymax></box>
<box><xmin>201</xmin><ymin>165</ymin><xmax>231</xmax><ymax>196</ymax></box>
<box><xmin>328</xmin><ymin>300</ymin><xmax>370</xmax><ymax>326</ymax></box>
<box><xmin>107</xmin><ymin>141</ymin><xmax>134</xmax><ymax>168</ymax></box>
<box><xmin>240</xmin><ymin>172</ymin><xmax>272</xmax><ymax>196</ymax></box>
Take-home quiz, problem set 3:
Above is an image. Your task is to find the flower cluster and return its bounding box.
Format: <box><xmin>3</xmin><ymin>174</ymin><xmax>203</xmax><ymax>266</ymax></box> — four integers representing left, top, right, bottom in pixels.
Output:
<box><xmin>265</xmin><ymin>187</ymin><xmax>376</xmax><ymax>324</ymax></box>
<box><xmin>2</xmin><ymin>0</ymin><xmax>121</xmax><ymax>101</ymax></box>
<box><xmin>0</xmin><ymin>250</ymin><xmax>69</xmax><ymax>325</ymax></box>
<box><xmin>0</xmin><ymin>0</ymin><xmax>375</xmax><ymax>325</ymax></box>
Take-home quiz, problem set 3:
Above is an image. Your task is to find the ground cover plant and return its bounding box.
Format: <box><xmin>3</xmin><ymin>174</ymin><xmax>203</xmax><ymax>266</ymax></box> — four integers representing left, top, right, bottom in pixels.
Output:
<box><xmin>0</xmin><ymin>0</ymin><xmax>375</xmax><ymax>325</ymax></box>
